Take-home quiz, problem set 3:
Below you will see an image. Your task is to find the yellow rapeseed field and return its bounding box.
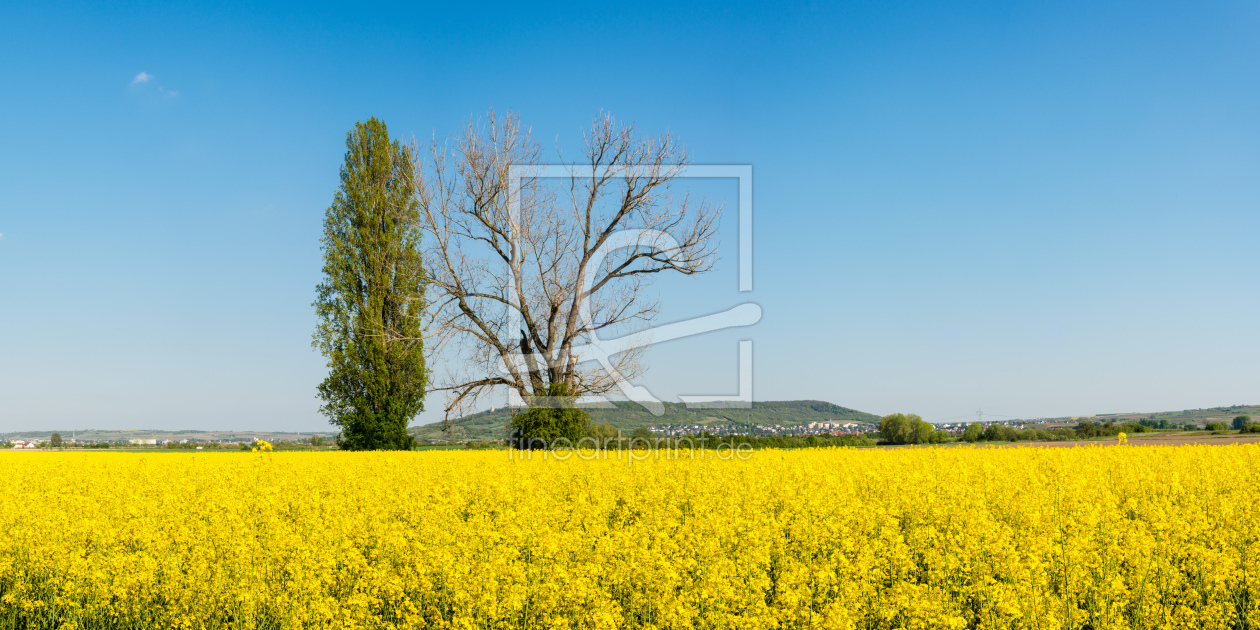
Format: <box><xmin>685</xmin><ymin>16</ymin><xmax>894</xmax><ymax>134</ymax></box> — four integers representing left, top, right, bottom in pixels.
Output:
<box><xmin>1</xmin><ymin>445</ymin><xmax>1258</xmax><ymax>629</ymax></box>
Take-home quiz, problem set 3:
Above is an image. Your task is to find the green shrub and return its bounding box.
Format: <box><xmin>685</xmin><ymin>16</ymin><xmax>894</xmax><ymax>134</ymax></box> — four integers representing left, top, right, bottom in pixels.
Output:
<box><xmin>984</xmin><ymin>424</ymin><xmax>1017</xmax><ymax>442</ymax></box>
<box><xmin>961</xmin><ymin>423</ymin><xmax>983</xmax><ymax>443</ymax></box>
<box><xmin>879</xmin><ymin>413</ymin><xmax>945</xmax><ymax>445</ymax></box>
<box><xmin>1052</xmin><ymin>428</ymin><xmax>1076</xmax><ymax>441</ymax></box>
<box><xmin>509</xmin><ymin>383</ymin><xmax>591</xmax><ymax>449</ymax></box>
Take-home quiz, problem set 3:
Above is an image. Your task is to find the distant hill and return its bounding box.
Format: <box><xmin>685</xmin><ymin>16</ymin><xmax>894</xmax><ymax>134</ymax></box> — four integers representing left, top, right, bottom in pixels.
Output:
<box><xmin>1051</xmin><ymin>404</ymin><xmax>1260</xmax><ymax>425</ymax></box>
<box><xmin>410</xmin><ymin>400</ymin><xmax>880</xmax><ymax>442</ymax></box>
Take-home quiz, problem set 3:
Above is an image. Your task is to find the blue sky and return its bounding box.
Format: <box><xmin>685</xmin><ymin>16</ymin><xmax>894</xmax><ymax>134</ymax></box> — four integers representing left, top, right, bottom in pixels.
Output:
<box><xmin>1</xmin><ymin>1</ymin><xmax>1257</xmax><ymax>431</ymax></box>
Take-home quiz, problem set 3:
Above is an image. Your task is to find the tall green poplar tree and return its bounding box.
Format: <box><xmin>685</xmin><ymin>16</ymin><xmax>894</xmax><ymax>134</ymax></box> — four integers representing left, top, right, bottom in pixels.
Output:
<box><xmin>313</xmin><ymin>118</ymin><xmax>426</xmax><ymax>450</ymax></box>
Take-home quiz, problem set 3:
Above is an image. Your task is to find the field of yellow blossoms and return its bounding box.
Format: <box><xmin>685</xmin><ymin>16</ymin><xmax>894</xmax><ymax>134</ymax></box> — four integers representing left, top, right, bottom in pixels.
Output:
<box><xmin>2</xmin><ymin>445</ymin><xmax>1258</xmax><ymax>629</ymax></box>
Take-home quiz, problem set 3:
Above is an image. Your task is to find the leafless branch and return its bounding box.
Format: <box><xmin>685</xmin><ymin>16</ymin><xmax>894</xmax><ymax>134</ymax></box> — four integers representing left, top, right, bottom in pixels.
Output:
<box><xmin>407</xmin><ymin>110</ymin><xmax>719</xmax><ymax>429</ymax></box>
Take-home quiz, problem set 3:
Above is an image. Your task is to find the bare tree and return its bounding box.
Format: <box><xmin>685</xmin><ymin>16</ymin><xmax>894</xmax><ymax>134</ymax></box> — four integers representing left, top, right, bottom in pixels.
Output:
<box><xmin>410</xmin><ymin>111</ymin><xmax>720</xmax><ymax>426</ymax></box>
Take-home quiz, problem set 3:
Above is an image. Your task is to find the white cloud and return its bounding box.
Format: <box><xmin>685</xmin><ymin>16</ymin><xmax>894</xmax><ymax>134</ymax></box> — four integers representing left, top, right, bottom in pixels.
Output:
<box><xmin>129</xmin><ymin>71</ymin><xmax>178</xmax><ymax>99</ymax></box>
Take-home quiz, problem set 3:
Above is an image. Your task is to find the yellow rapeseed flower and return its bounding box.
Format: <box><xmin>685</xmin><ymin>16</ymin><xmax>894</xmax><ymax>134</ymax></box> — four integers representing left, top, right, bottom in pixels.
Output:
<box><xmin>0</xmin><ymin>446</ymin><xmax>1256</xmax><ymax>628</ymax></box>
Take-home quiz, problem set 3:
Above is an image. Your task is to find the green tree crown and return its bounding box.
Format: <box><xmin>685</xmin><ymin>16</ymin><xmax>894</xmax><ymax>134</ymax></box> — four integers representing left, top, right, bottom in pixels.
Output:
<box><xmin>509</xmin><ymin>382</ymin><xmax>592</xmax><ymax>449</ymax></box>
<box><xmin>313</xmin><ymin>118</ymin><xmax>427</xmax><ymax>451</ymax></box>
<box><xmin>962</xmin><ymin>423</ymin><xmax>983</xmax><ymax>443</ymax></box>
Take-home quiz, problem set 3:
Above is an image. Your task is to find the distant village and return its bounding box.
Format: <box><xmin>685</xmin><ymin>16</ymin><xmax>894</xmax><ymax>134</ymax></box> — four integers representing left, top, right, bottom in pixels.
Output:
<box><xmin>2</xmin><ymin>435</ymin><xmax>332</xmax><ymax>449</ymax></box>
<box><xmin>5</xmin><ymin>437</ymin><xmax>257</xmax><ymax>449</ymax></box>
<box><xmin>647</xmin><ymin>419</ymin><xmax>1032</xmax><ymax>438</ymax></box>
<box><xmin>650</xmin><ymin>421</ymin><xmax>874</xmax><ymax>437</ymax></box>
